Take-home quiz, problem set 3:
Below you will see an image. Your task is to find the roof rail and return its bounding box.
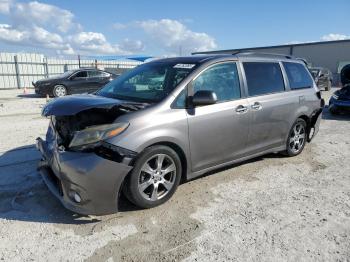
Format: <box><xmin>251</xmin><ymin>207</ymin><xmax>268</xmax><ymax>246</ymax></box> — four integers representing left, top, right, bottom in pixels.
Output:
<box><xmin>232</xmin><ymin>51</ymin><xmax>294</xmax><ymax>59</ymax></box>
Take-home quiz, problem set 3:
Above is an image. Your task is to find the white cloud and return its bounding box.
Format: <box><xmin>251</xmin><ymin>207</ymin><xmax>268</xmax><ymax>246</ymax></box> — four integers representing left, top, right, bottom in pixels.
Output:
<box><xmin>11</xmin><ymin>1</ymin><xmax>76</xmax><ymax>33</ymax></box>
<box><xmin>1</xmin><ymin>2</ymin><xmax>217</xmax><ymax>56</ymax></box>
<box><xmin>0</xmin><ymin>24</ymin><xmax>73</xmax><ymax>53</ymax></box>
<box><xmin>321</xmin><ymin>33</ymin><xmax>350</xmax><ymax>41</ymax></box>
<box><xmin>136</xmin><ymin>19</ymin><xmax>217</xmax><ymax>54</ymax></box>
<box><xmin>0</xmin><ymin>0</ymin><xmax>12</xmax><ymax>13</ymax></box>
<box><xmin>0</xmin><ymin>0</ymin><xmax>146</xmax><ymax>55</ymax></box>
<box><xmin>67</xmin><ymin>32</ymin><xmax>144</xmax><ymax>55</ymax></box>
<box><xmin>119</xmin><ymin>38</ymin><xmax>144</xmax><ymax>53</ymax></box>
<box><xmin>0</xmin><ymin>24</ymin><xmax>25</xmax><ymax>42</ymax></box>
<box><xmin>69</xmin><ymin>32</ymin><xmax>122</xmax><ymax>54</ymax></box>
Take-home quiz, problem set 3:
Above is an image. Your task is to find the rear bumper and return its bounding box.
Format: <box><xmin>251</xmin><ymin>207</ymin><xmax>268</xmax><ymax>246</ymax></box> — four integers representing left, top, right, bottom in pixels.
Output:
<box><xmin>36</xmin><ymin>137</ymin><xmax>132</xmax><ymax>215</ymax></box>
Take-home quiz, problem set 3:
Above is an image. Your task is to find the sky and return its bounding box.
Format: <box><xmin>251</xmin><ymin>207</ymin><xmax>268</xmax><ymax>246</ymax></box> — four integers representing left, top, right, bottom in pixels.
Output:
<box><xmin>0</xmin><ymin>0</ymin><xmax>349</xmax><ymax>57</ymax></box>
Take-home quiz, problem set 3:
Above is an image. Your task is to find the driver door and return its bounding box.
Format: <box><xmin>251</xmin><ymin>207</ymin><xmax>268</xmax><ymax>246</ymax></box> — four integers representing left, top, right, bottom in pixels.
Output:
<box><xmin>187</xmin><ymin>62</ymin><xmax>250</xmax><ymax>172</ymax></box>
<box><xmin>69</xmin><ymin>70</ymin><xmax>88</xmax><ymax>94</ymax></box>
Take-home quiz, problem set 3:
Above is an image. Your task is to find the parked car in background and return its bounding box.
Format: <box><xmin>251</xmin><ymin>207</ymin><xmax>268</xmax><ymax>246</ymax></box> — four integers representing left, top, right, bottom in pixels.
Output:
<box><xmin>329</xmin><ymin>64</ymin><xmax>350</xmax><ymax>114</ymax></box>
<box><xmin>309</xmin><ymin>67</ymin><xmax>333</xmax><ymax>91</ymax></box>
<box><xmin>329</xmin><ymin>85</ymin><xmax>350</xmax><ymax>114</ymax></box>
<box><xmin>37</xmin><ymin>53</ymin><xmax>323</xmax><ymax>215</ymax></box>
<box><xmin>32</xmin><ymin>68</ymin><xmax>117</xmax><ymax>97</ymax></box>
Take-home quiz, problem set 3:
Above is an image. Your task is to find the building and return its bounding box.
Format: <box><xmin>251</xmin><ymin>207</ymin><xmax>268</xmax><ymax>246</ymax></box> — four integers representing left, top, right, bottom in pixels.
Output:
<box><xmin>193</xmin><ymin>39</ymin><xmax>350</xmax><ymax>85</ymax></box>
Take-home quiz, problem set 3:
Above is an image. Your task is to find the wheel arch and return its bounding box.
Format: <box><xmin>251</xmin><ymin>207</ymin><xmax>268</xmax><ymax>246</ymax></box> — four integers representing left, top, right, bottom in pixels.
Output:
<box><xmin>132</xmin><ymin>141</ymin><xmax>189</xmax><ymax>182</ymax></box>
<box><xmin>284</xmin><ymin>114</ymin><xmax>310</xmax><ymax>145</ymax></box>
<box><xmin>294</xmin><ymin>113</ymin><xmax>321</xmax><ymax>142</ymax></box>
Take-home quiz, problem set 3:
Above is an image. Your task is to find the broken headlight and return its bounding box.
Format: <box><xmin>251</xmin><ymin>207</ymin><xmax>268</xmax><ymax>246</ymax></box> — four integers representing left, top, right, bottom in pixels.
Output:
<box><xmin>69</xmin><ymin>122</ymin><xmax>129</xmax><ymax>149</ymax></box>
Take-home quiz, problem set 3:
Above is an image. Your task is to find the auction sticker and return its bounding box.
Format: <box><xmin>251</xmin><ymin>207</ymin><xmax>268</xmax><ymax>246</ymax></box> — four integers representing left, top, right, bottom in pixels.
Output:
<box><xmin>173</xmin><ymin>64</ymin><xmax>196</xmax><ymax>69</ymax></box>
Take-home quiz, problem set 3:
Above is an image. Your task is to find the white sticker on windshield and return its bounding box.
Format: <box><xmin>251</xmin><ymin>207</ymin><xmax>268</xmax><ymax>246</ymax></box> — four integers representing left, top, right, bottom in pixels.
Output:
<box><xmin>173</xmin><ymin>64</ymin><xmax>196</xmax><ymax>69</ymax></box>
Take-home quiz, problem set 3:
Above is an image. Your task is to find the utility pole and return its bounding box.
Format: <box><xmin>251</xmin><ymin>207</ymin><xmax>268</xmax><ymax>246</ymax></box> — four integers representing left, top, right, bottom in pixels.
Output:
<box><xmin>78</xmin><ymin>54</ymin><xmax>81</xmax><ymax>68</ymax></box>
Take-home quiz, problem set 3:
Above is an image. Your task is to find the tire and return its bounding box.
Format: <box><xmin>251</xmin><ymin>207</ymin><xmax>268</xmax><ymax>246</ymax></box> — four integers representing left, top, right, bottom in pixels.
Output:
<box><xmin>283</xmin><ymin>118</ymin><xmax>307</xmax><ymax>157</ymax></box>
<box><xmin>53</xmin><ymin>85</ymin><xmax>67</xmax><ymax>97</ymax></box>
<box><xmin>124</xmin><ymin>145</ymin><xmax>182</xmax><ymax>209</ymax></box>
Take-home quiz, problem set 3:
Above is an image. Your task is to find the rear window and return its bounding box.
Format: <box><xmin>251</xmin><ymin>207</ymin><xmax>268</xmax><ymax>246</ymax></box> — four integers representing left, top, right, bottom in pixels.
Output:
<box><xmin>243</xmin><ymin>62</ymin><xmax>285</xmax><ymax>96</ymax></box>
<box><xmin>283</xmin><ymin>62</ymin><xmax>313</xmax><ymax>89</ymax></box>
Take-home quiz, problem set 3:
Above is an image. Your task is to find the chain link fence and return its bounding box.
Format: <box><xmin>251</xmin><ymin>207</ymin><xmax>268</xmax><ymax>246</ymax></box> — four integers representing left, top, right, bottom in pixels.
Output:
<box><xmin>0</xmin><ymin>52</ymin><xmax>143</xmax><ymax>89</ymax></box>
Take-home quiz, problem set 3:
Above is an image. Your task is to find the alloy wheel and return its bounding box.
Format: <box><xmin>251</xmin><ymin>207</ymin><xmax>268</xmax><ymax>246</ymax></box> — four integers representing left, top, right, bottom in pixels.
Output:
<box><xmin>138</xmin><ymin>154</ymin><xmax>176</xmax><ymax>201</ymax></box>
<box><xmin>289</xmin><ymin>123</ymin><xmax>306</xmax><ymax>154</ymax></box>
<box><xmin>54</xmin><ymin>85</ymin><xmax>67</xmax><ymax>97</ymax></box>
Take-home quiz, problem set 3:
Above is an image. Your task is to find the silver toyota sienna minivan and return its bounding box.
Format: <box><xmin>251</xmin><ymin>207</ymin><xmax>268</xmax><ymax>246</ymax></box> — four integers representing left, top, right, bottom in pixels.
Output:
<box><xmin>37</xmin><ymin>53</ymin><xmax>324</xmax><ymax>215</ymax></box>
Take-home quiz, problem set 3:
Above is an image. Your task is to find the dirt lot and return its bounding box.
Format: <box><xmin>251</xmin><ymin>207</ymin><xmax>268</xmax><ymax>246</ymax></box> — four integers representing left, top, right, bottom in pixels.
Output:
<box><xmin>0</xmin><ymin>89</ymin><xmax>349</xmax><ymax>262</ymax></box>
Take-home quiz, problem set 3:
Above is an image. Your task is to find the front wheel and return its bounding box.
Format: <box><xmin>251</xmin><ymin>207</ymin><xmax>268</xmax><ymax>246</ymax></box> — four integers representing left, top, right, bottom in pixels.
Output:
<box><xmin>53</xmin><ymin>85</ymin><xmax>67</xmax><ymax>97</ymax></box>
<box><xmin>124</xmin><ymin>145</ymin><xmax>182</xmax><ymax>209</ymax></box>
<box><xmin>283</xmin><ymin>119</ymin><xmax>307</xmax><ymax>157</ymax></box>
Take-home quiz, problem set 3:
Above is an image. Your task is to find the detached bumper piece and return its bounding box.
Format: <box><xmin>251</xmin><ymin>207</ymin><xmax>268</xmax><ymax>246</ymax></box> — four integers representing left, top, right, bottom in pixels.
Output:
<box><xmin>36</xmin><ymin>137</ymin><xmax>133</xmax><ymax>215</ymax></box>
<box><xmin>307</xmin><ymin>106</ymin><xmax>323</xmax><ymax>142</ymax></box>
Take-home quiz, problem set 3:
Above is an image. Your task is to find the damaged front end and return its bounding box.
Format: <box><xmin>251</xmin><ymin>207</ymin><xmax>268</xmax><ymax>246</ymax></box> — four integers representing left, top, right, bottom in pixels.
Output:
<box><xmin>36</xmin><ymin>94</ymin><xmax>146</xmax><ymax>215</ymax></box>
<box><xmin>42</xmin><ymin>94</ymin><xmax>146</xmax><ymax>152</ymax></box>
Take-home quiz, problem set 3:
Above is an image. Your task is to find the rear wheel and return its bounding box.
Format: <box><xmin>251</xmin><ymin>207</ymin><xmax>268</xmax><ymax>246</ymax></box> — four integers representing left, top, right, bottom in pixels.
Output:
<box><xmin>124</xmin><ymin>145</ymin><xmax>182</xmax><ymax>209</ymax></box>
<box><xmin>283</xmin><ymin>119</ymin><xmax>307</xmax><ymax>157</ymax></box>
<box><xmin>53</xmin><ymin>85</ymin><xmax>67</xmax><ymax>97</ymax></box>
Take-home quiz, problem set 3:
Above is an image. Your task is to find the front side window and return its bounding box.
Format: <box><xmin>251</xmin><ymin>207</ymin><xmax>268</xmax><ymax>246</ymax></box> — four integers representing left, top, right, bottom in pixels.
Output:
<box><xmin>283</xmin><ymin>62</ymin><xmax>313</xmax><ymax>89</ymax></box>
<box><xmin>97</xmin><ymin>62</ymin><xmax>197</xmax><ymax>103</ymax></box>
<box><xmin>74</xmin><ymin>71</ymin><xmax>88</xmax><ymax>78</ymax></box>
<box><xmin>192</xmin><ymin>62</ymin><xmax>241</xmax><ymax>102</ymax></box>
<box><xmin>243</xmin><ymin>62</ymin><xmax>285</xmax><ymax>96</ymax></box>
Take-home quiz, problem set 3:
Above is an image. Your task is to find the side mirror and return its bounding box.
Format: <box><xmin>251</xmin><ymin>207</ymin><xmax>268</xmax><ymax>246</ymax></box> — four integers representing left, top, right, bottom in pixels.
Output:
<box><xmin>192</xmin><ymin>90</ymin><xmax>217</xmax><ymax>106</ymax></box>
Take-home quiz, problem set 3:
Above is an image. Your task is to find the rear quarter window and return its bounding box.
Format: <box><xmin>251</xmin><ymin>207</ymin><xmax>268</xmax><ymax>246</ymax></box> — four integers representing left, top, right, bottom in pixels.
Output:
<box><xmin>283</xmin><ymin>62</ymin><xmax>313</xmax><ymax>90</ymax></box>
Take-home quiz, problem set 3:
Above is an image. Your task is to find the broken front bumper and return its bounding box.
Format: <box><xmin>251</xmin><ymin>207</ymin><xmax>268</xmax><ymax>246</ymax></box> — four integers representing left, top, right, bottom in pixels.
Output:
<box><xmin>36</xmin><ymin>137</ymin><xmax>132</xmax><ymax>215</ymax></box>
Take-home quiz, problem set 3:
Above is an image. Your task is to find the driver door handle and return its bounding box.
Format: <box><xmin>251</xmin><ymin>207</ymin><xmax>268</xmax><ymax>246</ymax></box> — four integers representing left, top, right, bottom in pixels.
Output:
<box><xmin>251</xmin><ymin>102</ymin><xmax>262</xmax><ymax>111</ymax></box>
<box><xmin>236</xmin><ymin>105</ymin><xmax>248</xmax><ymax>114</ymax></box>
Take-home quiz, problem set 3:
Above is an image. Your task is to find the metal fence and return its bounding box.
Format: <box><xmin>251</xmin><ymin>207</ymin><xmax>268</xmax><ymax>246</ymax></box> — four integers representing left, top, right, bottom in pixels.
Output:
<box><xmin>0</xmin><ymin>52</ymin><xmax>143</xmax><ymax>89</ymax></box>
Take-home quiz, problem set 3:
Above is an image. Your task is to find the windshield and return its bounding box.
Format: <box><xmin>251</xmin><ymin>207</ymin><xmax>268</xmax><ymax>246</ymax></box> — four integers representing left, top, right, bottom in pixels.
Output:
<box><xmin>97</xmin><ymin>62</ymin><xmax>197</xmax><ymax>103</ymax></box>
<box><xmin>61</xmin><ymin>70</ymin><xmax>75</xmax><ymax>78</ymax></box>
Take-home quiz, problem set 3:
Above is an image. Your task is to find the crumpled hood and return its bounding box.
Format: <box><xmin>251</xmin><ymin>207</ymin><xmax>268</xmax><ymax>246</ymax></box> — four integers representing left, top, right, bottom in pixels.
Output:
<box><xmin>42</xmin><ymin>94</ymin><xmax>135</xmax><ymax>116</ymax></box>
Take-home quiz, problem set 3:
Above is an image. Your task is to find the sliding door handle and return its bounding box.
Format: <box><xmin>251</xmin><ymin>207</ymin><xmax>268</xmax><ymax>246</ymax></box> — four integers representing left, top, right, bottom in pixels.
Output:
<box><xmin>251</xmin><ymin>102</ymin><xmax>262</xmax><ymax>110</ymax></box>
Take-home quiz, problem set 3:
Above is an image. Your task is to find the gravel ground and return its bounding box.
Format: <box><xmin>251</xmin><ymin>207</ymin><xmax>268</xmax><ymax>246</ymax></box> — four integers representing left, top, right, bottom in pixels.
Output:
<box><xmin>0</xmin><ymin>88</ymin><xmax>349</xmax><ymax>262</ymax></box>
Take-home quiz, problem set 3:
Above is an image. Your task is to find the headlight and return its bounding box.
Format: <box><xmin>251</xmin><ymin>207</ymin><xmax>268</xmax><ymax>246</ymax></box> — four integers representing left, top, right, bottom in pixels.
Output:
<box><xmin>69</xmin><ymin>122</ymin><xmax>129</xmax><ymax>148</ymax></box>
<box><xmin>332</xmin><ymin>94</ymin><xmax>339</xmax><ymax>100</ymax></box>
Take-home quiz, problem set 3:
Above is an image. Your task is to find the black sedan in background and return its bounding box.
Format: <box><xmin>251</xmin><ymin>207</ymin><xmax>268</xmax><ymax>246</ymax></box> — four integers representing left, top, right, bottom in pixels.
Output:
<box><xmin>33</xmin><ymin>68</ymin><xmax>117</xmax><ymax>97</ymax></box>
